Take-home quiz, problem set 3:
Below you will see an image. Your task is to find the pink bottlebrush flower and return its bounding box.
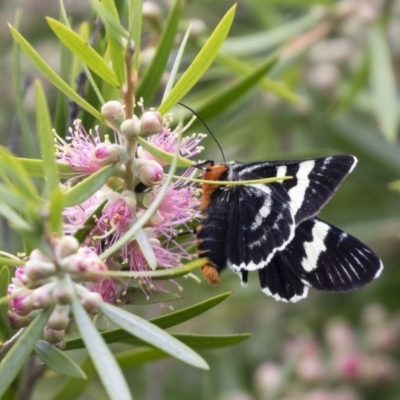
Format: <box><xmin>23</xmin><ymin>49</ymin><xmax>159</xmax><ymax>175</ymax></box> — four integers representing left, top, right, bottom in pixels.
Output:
<box><xmin>137</xmin><ymin>127</ymin><xmax>205</xmax><ymax>166</ymax></box>
<box><xmin>63</xmin><ymin>188</ymin><xmax>112</xmax><ymax>235</ymax></box>
<box><xmin>89</xmin><ymin>277</ymin><xmax>119</xmax><ymax>303</ymax></box>
<box><xmin>143</xmin><ymin>181</ymin><xmax>199</xmax><ymax>236</ymax></box>
<box><xmin>55</xmin><ymin>120</ymin><xmax>104</xmax><ymax>173</ymax></box>
<box><xmin>55</xmin><ymin>120</ymin><xmax>127</xmax><ymax>176</ymax></box>
<box><xmin>97</xmin><ymin>193</ymin><xmax>136</xmax><ymax>244</ymax></box>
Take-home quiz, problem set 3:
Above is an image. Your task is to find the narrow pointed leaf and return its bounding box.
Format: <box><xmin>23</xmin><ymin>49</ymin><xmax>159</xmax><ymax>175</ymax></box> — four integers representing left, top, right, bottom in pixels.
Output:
<box><xmin>63</xmin><ymin>164</ymin><xmax>118</xmax><ymax>207</ymax></box>
<box><xmin>18</xmin><ymin>158</ymin><xmax>75</xmax><ymax>178</ymax></box>
<box><xmin>129</xmin><ymin>0</ymin><xmax>142</xmax><ymax>70</ymax></box>
<box><xmin>102</xmin><ymin>0</ymin><xmax>125</xmax><ymax>85</ymax></box>
<box><xmin>47</xmin><ymin>18</ymin><xmax>119</xmax><ymax>88</ymax></box>
<box><xmin>49</xmin><ymin>187</ymin><xmax>64</xmax><ymax>236</ymax></box>
<box><xmin>163</xmin><ymin>23</ymin><xmax>192</xmax><ymax>101</ymax></box>
<box><xmin>65</xmin><ymin>292</ymin><xmax>232</xmax><ymax>350</ymax></box>
<box><xmin>34</xmin><ymin>339</ymin><xmax>86</xmax><ymax>379</ymax></box>
<box><xmin>49</xmin><ymin>357</ymin><xmax>95</xmax><ymax>400</ymax></box>
<box><xmin>370</xmin><ymin>23</ymin><xmax>399</xmax><ymax>142</ymax></box>
<box><xmin>136</xmin><ymin>0</ymin><xmax>181</xmax><ymax>104</ymax></box>
<box><xmin>216</xmin><ymin>52</ymin><xmax>302</xmax><ymax>104</ymax></box>
<box><xmin>119</xmin><ymin>287</ymin><xmax>181</xmax><ymax>305</ymax></box>
<box><xmin>134</xmin><ymin>228</ymin><xmax>157</xmax><ymax>270</ymax></box>
<box><xmin>71</xmin><ymin>296</ymin><xmax>132</xmax><ymax>400</ymax></box>
<box><xmin>0</xmin><ymin>147</ymin><xmax>38</xmax><ymax>199</ymax></box>
<box><xmin>88</xmin><ymin>0</ymin><xmax>129</xmax><ymax>41</ymax></box>
<box><xmin>9</xmin><ymin>25</ymin><xmax>103</xmax><ymax>122</ymax></box>
<box><xmin>0</xmin><ymin>266</ymin><xmax>11</xmax><ymax>342</ymax></box>
<box><xmin>98</xmin><ymin>302</ymin><xmax>209</xmax><ymax>370</ymax></box>
<box><xmin>116</xmin><ymin>333</ymin><xmax>251</xmax><ymax>367</ymax></box>
<box><xmin>135</xmin><ymin>136</ymin><xmax>193</xmax><ymax>167</ymax></box>
<box><xmin>0</xmin><ymin>308</ymin><xmax>53</xmax><ymax>398</ymax></box>
<box><xmin>196</xmin><ymin>57</ymin><xmax>278</xmax><ymax>121</ymax></box>
<box><xmin>12</xmin><ymin>11</ymin><xmax>35</xmax><ymax>158</ymax></box>
<box><xmin>35</xmin><ymin>80</ymin><xmax>60</xmax><ymax>197</ymax></box>
<box><xmin>158</xmin><ymin>4</ymin><xmax>237</xmax><ymax>114</ymax></box>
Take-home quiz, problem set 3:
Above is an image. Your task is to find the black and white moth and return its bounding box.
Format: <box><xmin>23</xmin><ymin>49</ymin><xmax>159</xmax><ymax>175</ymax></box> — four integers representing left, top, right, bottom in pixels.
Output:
<box><xmin>196</xmin><ymin>155</ymin><xmax>383</xmax><ymax>302</ymax></box>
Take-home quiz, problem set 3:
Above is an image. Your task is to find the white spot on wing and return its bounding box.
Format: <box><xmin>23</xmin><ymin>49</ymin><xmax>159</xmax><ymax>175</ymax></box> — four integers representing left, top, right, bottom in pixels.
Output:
<box><xmin>276</xmin><ymin>165</ymin><xmax>287</xmax><ymax>182</ymax></box>
<box><xmin>261</xmin><ymin>286</ymin><xmax>309</xmax><ymax>303</ymax></box>
<box><xmin>301</xmin><ymin>220</ymin><xmax>330</xmax><ymax>272</ymax></box>
<box><xmin>249</xmin><ymin>184</ymin><xmax>272</xmax><ymax>231</ymax></box>
<box><xmin>288</xmin><ymin>160</ymin><xmax>315</xmax><ymax>216</ymax></box>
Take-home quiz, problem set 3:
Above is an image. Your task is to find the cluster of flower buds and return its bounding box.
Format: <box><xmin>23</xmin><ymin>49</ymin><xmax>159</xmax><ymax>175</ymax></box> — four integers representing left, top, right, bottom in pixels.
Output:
<box><xmin>250</xmin><ymin>303</ymin><xmax>399</xmax><ymax>400</ymax></box>
<box><xmin>7</xmin><ymin>236</ymin><xmax>108</xmax><ymax>346</ymax></box>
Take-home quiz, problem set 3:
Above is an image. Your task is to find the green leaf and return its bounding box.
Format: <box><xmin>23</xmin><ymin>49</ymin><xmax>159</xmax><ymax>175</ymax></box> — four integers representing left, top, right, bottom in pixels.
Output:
<box><xmin>119</xmin><ymin>287</ymin><xmax>181</xmax><ymax>305</ymax></box>
<box><xmin>216</xmin><ymin>52</ymin><xmax>302</xmax><ymax>104</ymax></box>
<box><xmin>65</xmin><ymin>292</ymin><xmax>232</xmax><ymax>350</ymax></box>
<box><xmin>158</xmin><ymin>4</ymin><xmax>237</xmax><ymax>114</ymax></box>
<box><xmin>102</xmin><ymin>0</ymin><xmax>125</xmax><ymax>86</ymax></box>
<box><xmin>136</xmin><ymin>0</ymin><xmax>181</xmax><ymax>104</ymax></box>
<box><xmin>221</xmin><ymin>13</ymin><xmax>319</xmax><ymax>56</ymax></box>
<box><xmin>0</xmin><ymin>147</ymin><xmax>38</xmax><ymax>199</ymax></box>
<box><xmin>71</xmin><ymin>295</ymin><xmax>132</xmax><ymax>400</ymax></box>
<box><xmin>63</xmin><ymin>164</ymin><xmax>118</xmax><ymax>207</ymax></box>
<box><xmin>35</xmin><ymin>80</ymin><xmax>60</xmax><ymax>197</ymax></box>
<box><xmin>136</xmin><ymin>136</ymin><xmax>193</xmax><ymax>167</ymax></box>
<box><xmin>0</xmin><ymin>183</ymin><xmax>28</xmax><ymax>212</ymax></box>
<box><xmin>9</xmin><ymin>25</ymin><xmax>104</xmax><ymax>122</ymax></box>
<box><xmin>88</xmin><ymin>0</ymin><xmax>129</xmax><ymax>42</ymax></box>
<box><xmin>49</xmin><ymin>187</ymin><xmax>64</xmax><ymax>236</ymax></box>
<box><xmin>48</xmin><ymin>357</ymin><xmax>96</xmax><ymax>400</ymax></box>
<box><xmin>162</xmin><ymin>23</ymin><xmax>192</xmax><ymax>101</ymax></box>
<box><xmin>0</xmin><ymin>256</ymin><xmax>24</xmax><ymax>267</ymax></box>
<box><xmin>47</xmin><ymin>18</ymin><xmax>119</xmax><ymax>88</ymax></box>
<box><xmin>12</xmin><ymin>11</ymin><xmax>35</xmax><ymax>158</ymax></box>
<box><xmin>116</xmin><ymin>333</ymin><xmax>251</xmax><ymax>368</ymax></box>
<box><xmin>0</xmin><ymin>202</ymin><xmax>31</xmax><ymax>232</ymax></box>
<box><xmin>0</xmin><ymin>307</ymin><xmax>53</xmax><ymax>398</ymax></box>
<box><xmin>369</xmin><ymin>23</ymin><xmax>399</xmax><ymax>142</ymax></box>
<box><xmin>196</xmin><ymin>57</ymin><xmax>278</xmax><ymax>121</ymax></box>
<box><xmin>128</xmin><ymin>0</ymin><xmax>142</xmax><ymax>71</ymax></box>
<box><xmin>0</xmin><ymin>266</ymin><xmax>11</xmax><ymax>342</ymax></box>
<box><xmin>98</xmin><ymin>302</ymin><xmax>209</xmax><ymax>370</ymax></box>
<box><xmin>34</xmin><ymin>339</ymin><xmax>86</xmax><ymax>379</ymax></box>
<box><xmin>18</xmin><ymin>158</ymin><xmax>75</xmax><ymax>178</ymax></box>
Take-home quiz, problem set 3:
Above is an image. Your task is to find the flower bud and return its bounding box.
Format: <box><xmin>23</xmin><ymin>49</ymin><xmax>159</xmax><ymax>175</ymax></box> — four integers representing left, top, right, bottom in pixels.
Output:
<box><xmin>29</xmin><ymin>249</ymin><xmax>50</xmax><ymax>262</ymax></box>
<box><xmin>8</xmin><ymin>311</ymin><xmax>30</xmax><ymax>328</ymax></box>
<box><xmin>10</xmin><ymin>292</ymin><xmax>34</xmax><ymax>316</ymax></box>
<box><xmin>136</xmin><ymin>159</ymin><xmax>164</xmax><ymax>186</ymax></box>
<box><xmin>81</xmin><ymin>292</ymin><xmax>103</xmax><ymax>314</ymax></box>
<box><xmin>93</xmin><ymin>144</ymin><xmax>129</xmax><ymax>166</ymax></box>
<box><xmin>55</xmin><ymin>236</ymin><xmax>80</xmax><ymax>260</ymax></box>
<box><xmin>31</xmin><ymin>286</ymin><xmax>55</xmax><ymax>309</ymax></box>
<box><xmin>24</xmin><ymin>259</ymin><xmax>56</xmax><ymax>281</ymax></box>
<box><xmin>140</xmin><ymin>111</ymin><xmax>163</xmax><ymax>136</ymax></box>
<box><xmin>43</xmin><ymin>327</ymin><xmax>66</xmax><ymax>344</ymax></box>
<box><xmin>101</xmin><ymin>101</ymin><xmax>125</xmax><ymax>126</ymax></box>
<box><xmin>47</xmin><ymin>308</ymin><xmax>70</xmax><ymax>330</ymax></box>
<box><xmin>53</xmin><ymin>284</ymin><xmax>74</xmax><ymax>305</ymax></box>
<box><xmin>82</xmin><ymin>256</ymin><xmax>108</xmax><ymax>283</ymax></box>
<box><xmin>120</xmin><ymin>116</ymin><xmax>141</xmax><ymax>139</ymax></box>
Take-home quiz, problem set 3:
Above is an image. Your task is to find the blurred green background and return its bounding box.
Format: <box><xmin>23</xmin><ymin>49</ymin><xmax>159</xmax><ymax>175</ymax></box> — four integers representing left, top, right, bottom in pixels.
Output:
<box><xmin>1</xmin><ymin>0</ymin><xmax>400</xmax><ymax>399</ymax></box>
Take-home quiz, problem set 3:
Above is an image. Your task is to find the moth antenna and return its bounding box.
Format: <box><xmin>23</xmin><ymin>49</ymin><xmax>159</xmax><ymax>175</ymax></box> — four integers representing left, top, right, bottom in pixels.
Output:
<box><xmin>177</xmin><ymin>102</ymin><xmax>226</xmax><ymax>163</ymax></box>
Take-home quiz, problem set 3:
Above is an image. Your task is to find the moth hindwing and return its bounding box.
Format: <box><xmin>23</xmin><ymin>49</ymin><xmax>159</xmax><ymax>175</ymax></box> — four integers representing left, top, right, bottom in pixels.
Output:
<box><xmin>196</xmin><ymin>155</ymin><xmax>383</xmax><ymax>302</ymax></box>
